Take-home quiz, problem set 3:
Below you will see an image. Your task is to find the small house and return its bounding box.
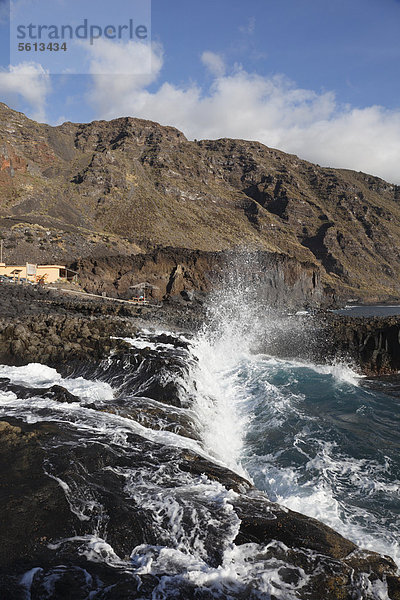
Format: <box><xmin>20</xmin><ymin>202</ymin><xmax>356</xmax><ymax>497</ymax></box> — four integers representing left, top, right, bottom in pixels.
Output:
<box><xmin>0</xmin><ymin>263</ymin><xmax>77</xmax><ymax>284</ymax></box>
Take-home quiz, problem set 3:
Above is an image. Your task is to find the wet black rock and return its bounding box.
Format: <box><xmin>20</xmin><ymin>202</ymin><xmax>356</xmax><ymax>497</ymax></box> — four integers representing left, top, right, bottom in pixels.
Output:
<box><xmin>235</xmin><ymin>490</ymin><xmax>356</xmax><ymax>559</ymax></box>
<box><xmin>0</xmin><ymin>420</ymin><xmax>82</xmax><ymax>573</ymax></box>
<box><xmin>178</xmin><ymin>449</ymin><xmax>251</xmax><ymax>493</ymax></box>
<box><xmin>1</xmin><ymin>416</ymin><xmax>399</xmax><ymax>599</ymax></box>
<box><xmin>320</xmin><ymin>314</ymin><xmax>400</xmax><ymax>375</ymax></box>
<box><xmin>0</xmin><ymin>379</ymin><xmax>80</xmax><ymax>403</ymax></box>
<box><xmin>257</xmin><ymin>311</ymin><xmax>400</xmax><ymax>376</ymax></box>
<box><xmin>234</xmin><ymin>490</ymin><xmax>400</xmax><ymax>600</ymax></box>
<box><xmin>101</xmin><ymin>396</ymin><xmax>201</xmax><ymax>440</ymax></box>
<box><xmin>43</xmin><ymin>385</ymin><xmax>81</xmax><ymax>403</ymax></box>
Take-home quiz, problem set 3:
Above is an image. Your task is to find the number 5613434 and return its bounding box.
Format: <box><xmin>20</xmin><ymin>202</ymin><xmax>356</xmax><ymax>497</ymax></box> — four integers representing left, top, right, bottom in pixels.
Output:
<box><xmin>18</xmin><ymin>42</ymin><xmax>67</xmax><ymax>51</ymax></box>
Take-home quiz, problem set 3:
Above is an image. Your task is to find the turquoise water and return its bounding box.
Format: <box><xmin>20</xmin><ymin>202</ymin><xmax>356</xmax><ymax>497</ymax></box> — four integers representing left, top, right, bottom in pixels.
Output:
<box><xmin>184</xmin><ymin>275</ymin><xmax>400</xmax><ymax>568</ymax></box>
<box><xmin>233</xmin><ymin>356</ymin><xmax>400</xmax><ymax>564</ymax></box>
<box><xmin>188</xmin><ymin>307</ymin><xmax>400</xmax><ymax>568</ymax></box>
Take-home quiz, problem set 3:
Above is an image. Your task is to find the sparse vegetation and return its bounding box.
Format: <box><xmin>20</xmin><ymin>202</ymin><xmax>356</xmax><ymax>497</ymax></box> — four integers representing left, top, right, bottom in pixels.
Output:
<box><xmin>1</xmin><ymin>102</ymin><xmax>400</xmax><ymax>300</ymax></box>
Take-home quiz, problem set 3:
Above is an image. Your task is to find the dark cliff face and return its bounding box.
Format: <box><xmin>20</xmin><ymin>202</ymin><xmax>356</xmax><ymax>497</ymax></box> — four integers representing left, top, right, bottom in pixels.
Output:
<box><xmin>1</xmin><ymin>102</ymin><xmax>400</xmax><ymax>302</ymax></box>
<box><xmin>320</xmin><ymin>315</ymin><xmax>400</xmax><ymax>375</ymax></box>
<box><xmin>70</xmin><ymin>247</ymin><xmax>325</xmax><ymax>309</ymax></box>
<box><xmin>257</xmin><ymin>312</ymin><xmax>400</xmax><ymax>376</ymax></box>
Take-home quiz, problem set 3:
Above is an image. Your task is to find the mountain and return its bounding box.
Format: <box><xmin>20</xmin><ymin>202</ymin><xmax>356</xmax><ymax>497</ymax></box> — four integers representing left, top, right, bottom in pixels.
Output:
<box><xmin>1</xmin><ymin>101</ymin><xmax>400</xmax><ymax>301</ymax></box>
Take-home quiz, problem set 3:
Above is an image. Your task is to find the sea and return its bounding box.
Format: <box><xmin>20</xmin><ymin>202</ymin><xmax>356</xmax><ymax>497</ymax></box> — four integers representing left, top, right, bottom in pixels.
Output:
<box><xmin>0</xmin><ymin>279</ymin><xmax>399</xmax><ymax>599</ymax></box>
<box><xmin>334</xmin><ymin>305</ymin><xmax>400</xmax><ymax>317</ymax></box>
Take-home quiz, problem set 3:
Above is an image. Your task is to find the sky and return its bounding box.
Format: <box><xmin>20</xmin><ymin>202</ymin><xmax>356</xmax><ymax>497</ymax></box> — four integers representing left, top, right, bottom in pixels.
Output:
<box><xmin>1</xmin><ymin>0</ymin><xmax>400</xmax><ymax>182</ymax></box>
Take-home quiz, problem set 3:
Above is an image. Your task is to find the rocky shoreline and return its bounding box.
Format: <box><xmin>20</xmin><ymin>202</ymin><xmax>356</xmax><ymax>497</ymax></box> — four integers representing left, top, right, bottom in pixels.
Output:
<box><xmin>1</xmin><ymin>282</ymin><xmax>400</xmax><ymax>598</ymax></box>
<box><xmin>1</xmin><ymin>282</ymin><xmax>400</xmax><ymax>375</ymax></box>
<box><xmin>2</xmin><ymin>415</ymin><xmax>399</xmax><ymax>600</ymax></box>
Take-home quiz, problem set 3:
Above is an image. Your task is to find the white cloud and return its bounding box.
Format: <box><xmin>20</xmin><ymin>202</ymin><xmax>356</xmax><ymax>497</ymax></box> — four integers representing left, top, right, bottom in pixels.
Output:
<box><xmin>79</xmin><ymin>38</ymin><xmax>156</xmax><ymax>77</ymax></box>
<box><xmin>83</xmin><ymin>40</ymin><xmax>163</xmax><ymax>120</ymax></box>
<box><xmin>85</xmin><ymin>42</ymin><xmax>400</xmax><ymax>184</ymax></box>
<box><xmin>201</xmin><ymin>51</ymin><xmax>225</xmax><ymax>77</ymax></box>
<box><xmin>0</xmin><ymin>62</ymin><xmax>50</xmax><ymax>121</ymax></box>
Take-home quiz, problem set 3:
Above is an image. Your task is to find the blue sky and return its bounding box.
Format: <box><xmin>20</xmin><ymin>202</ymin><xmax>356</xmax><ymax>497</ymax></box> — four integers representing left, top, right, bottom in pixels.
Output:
<box><xmin>153</xmin><ymin>0</ymin><xmax>400</xmax><ymax>109</ymax></box>
<box><xmin>1</xmin><ymin>0</ymin><xmax>400</xmax><ymax>182</ymax></box>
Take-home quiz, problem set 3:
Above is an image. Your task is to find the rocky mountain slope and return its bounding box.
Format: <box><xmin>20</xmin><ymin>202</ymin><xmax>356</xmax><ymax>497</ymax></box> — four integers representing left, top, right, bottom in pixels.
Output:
<box><xmin>1</xmin><ymin>102</ymin><xmax>400</xmax><ymax>301</ymax></box>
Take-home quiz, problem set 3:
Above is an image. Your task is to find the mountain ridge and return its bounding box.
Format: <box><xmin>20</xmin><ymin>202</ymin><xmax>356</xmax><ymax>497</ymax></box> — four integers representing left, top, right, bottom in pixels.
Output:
<box><xmin>1</xmin><ymin>102</ymin><xmax>400</xmax><ymax>301</ymax></box>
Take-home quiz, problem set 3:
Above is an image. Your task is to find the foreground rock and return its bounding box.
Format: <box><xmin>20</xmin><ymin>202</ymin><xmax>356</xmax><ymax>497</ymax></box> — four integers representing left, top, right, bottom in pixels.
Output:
<box><xmin>0</xmin><ymin>421</ymin><xmax>81</xmax><ymax>579</ymax></box>
<box><xmin>235</xmin><ymin>492</ymin><xmax>400</xmax><ymax>600</ymax></box>
<box><xmin>0</xmin><ymin>418</ymin><xmax>399</xmax><ymax>600</ymax></box>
